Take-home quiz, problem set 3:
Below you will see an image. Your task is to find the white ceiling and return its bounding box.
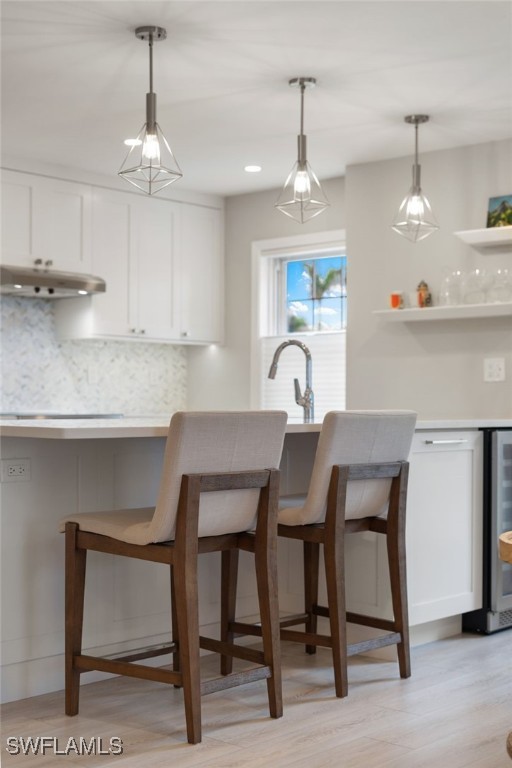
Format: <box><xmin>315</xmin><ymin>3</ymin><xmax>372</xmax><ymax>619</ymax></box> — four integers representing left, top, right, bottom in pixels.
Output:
<box><xmin>1</xmin><ymin>1</ymin><xmax>511</xmax><ymax>197</ymax></box>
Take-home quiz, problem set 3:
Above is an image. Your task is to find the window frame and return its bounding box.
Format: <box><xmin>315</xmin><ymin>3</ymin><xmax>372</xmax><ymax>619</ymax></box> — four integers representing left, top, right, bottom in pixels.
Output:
<box><xmin>250</xmin><ymin>229</ymin><xmax>346</xmax><ymax>409</ymax></box>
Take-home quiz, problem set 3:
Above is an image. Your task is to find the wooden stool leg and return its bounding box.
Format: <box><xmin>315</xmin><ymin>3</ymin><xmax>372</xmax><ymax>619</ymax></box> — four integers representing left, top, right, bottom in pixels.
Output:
<box><xmin>170</xmin><ymin>565</ymin><xmax>182</xmax><ymax>686</ymax></box>
<box><xmin>220</xmin><ymin>549</ymin><xmax>239</xmax><ymax>676</ymax></box>
<box><xmin>173</xmin><ymin>553</ymin><xmax>202</xmax><ymax>744</ymax></box>
<box><xmin>387</xmin><ymin>525</ymin><xmax>411</xmax><ymax>678</ymax></box>
<box><xmin>254</xmin><ymin>536</ymin><xmax>283</xmax><ymax>719</ymax></box>
<box><xmin>303</xmin><ymin>541</ymin><xmax>320</xmax><ymax>654</ymax></box>
<box><xmin>324</xmin><ymin>527</ymin><xmax>348</xmax><ymax>698</ymax></box>
<box><xmin>65</xmin><ymin>522</ymin><xmax>87</xmax><ymax>716</ymax></box>
<box><xmin>387</xmin><ymin>469</ymin><xmax>411</xmax><ymax>679</ymax></box>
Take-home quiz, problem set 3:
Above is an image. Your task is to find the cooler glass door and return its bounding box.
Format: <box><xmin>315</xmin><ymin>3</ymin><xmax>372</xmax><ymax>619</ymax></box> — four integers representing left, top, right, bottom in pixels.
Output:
<box><xmin>491</xmin><ymin>431</ymin><xmax>512</xmax><ymax>613</ymax></box>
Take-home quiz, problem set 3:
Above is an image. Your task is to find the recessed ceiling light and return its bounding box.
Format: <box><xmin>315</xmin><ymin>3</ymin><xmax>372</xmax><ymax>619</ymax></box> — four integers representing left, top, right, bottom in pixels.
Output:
<box><xmin>244</xmin><ymin>165</ymin><xmax>262</xmax><ymax>173</ymax></box>
<box><xmin>124</xmin><ymin>138</ymin><xmax>142</xmax><ymax>147</ymax></box>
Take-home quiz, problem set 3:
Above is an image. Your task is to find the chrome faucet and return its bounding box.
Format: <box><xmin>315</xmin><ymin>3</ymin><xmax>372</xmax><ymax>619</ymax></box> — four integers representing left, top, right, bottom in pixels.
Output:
<box><xmin>268</xmin><ymin>339</ymin><xmax>314</xmax><ymax>423</ymax></box>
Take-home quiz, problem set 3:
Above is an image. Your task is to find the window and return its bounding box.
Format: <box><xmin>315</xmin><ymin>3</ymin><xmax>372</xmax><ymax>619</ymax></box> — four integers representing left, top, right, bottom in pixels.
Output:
<box><xmin>251</xmin><ymin>230</ymin><xmax>347</xmax><ymax>420</ymax></box>
<box><xmin>279</xmin><ymin>254</ymin><xmax>347</xmax><ymax>334</ymax></box>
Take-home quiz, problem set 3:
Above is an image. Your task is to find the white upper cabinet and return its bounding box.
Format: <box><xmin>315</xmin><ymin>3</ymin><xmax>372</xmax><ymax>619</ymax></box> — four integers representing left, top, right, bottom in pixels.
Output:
<box><xmin>44</xmin><ymin>177</ymin><xmax>224</xmax><ymax>345</ymax></box>
<box><xmin>1</xmin><ymin>170</ymin><xmax>34</xmax><ymax>265</ymax></box>
<box><xmin>3</xmin><ymin>169</ymin><xmax>224</xmax><ymax>344</ymax></box>
<box><xmin>132</xmin><ymin>196</ymin><xmax>181</xmax><ymax>341</ymax></box>
<box><xmin>179</xmin><ymin>204</ymin><xmax>224</xmax><ymax>344</ymax></box>
<box><xmin>1</xmin><ymin>170</ymin><xmax>92</xmax><ymax>272</ymax></box>
<box><xmin>55</xmin><ymin>189</ymin><xmax>180</xmax><ymax>342</ymax></box>
<box><xmin>84</xmin><ymin>187</ymin><xmax>132</xmax><ymax>337</ymax></box>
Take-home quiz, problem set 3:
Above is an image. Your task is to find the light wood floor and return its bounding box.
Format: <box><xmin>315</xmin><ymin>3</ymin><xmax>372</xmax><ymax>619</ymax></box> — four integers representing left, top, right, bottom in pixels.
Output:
<box><xmin>2</xmin><ymin>631</ymin><xmax>511</xmax><ymax>767</ymax></box>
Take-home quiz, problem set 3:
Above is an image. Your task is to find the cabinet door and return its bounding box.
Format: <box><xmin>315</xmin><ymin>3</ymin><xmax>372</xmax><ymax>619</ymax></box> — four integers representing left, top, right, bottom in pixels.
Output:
<box><xmin>34</xmin><ymin>177</ymin><xmax>92</xmax><ymax>273</ymax></box>
<box><xmin>1</xmin><ymin>171</ymin><xmax>92</xmax><ymax>272</ymax></box>
<box><xmin>406</xmin><ymin>430</ymin><xmax>483</xmax><ymax>624</ymax></box>
<box><xmin>89</xmin><ymin>188</ymin><xmax>133</xmax><ymax>336</ymax></box>
<box><xmin>1</xmin><ymin>170</ymin><xmax>37</xmax><ymax>267</ymax></box>
<box><xmin>132</xmin><ymin>197</ymin><xmax>180</xmax><ymax>340</ymax></box>
<box><xmin>179</xmin><ymin>205</ymin><xmax>224</xmax><ymax>343</ymax></box>
<box><xmin>55</xmin><ymin>189</ymin><xmax>135</xmax><ymax>340</ymax></box>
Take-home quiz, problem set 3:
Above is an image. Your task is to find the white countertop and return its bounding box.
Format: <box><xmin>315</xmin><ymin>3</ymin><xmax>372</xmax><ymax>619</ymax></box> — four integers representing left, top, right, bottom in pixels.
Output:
<box><xmin>0</xmin><ymin>416</ymin><xmax>511</xmax><ymax>439</ymax></box>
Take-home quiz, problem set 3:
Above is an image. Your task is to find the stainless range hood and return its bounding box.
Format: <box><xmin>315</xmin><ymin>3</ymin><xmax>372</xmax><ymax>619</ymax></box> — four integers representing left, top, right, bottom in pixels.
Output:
<box><xmin>0</xmin><ymin>265</ymin><xmax>106</xmax><ymax>298</ymax></box>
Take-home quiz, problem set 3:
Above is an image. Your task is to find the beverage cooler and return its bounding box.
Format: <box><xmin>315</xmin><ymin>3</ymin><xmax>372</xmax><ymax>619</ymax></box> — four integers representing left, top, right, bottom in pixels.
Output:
<box><xmin>463</xmin><ymin>428</ymin><xmax>512</xmax><ymax>634</ymax></box>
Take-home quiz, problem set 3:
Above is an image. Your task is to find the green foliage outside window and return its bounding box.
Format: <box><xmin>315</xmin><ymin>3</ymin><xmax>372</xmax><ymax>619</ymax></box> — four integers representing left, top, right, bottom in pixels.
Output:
<box><xmin>286</xmin><ymin>255</ymin><xmax>346</xmax><ymax>333</ymax></box>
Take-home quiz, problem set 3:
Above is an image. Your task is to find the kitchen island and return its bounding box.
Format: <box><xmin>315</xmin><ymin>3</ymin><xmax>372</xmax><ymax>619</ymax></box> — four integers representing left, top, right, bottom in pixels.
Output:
<box><xmin>2</xmin><ymin>416</ymin><xmax>510</xmax><ymax>703</ymax></box>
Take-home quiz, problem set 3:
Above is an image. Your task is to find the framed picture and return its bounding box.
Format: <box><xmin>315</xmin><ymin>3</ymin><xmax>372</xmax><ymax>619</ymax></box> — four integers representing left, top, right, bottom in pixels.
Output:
<box><xmin>487</xmin><ymin>195</ymin><xmax>512</xmax><ymax>228</ymax></box>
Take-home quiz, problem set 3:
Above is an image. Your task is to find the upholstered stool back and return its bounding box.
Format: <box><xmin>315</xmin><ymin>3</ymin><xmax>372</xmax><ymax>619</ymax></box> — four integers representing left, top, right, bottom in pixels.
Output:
<box><xmin>279</xmin><ymin>410</ymin><xmax>416</xmax><ymax>527</ymax></box>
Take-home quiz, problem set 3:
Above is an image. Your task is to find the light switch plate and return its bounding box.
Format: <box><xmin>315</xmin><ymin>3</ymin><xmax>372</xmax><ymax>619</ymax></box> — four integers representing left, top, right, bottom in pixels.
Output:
<box><xmin>484</xmin><ymin>358</ymin><xmax>506</xmax><ymax>382</ymax></box>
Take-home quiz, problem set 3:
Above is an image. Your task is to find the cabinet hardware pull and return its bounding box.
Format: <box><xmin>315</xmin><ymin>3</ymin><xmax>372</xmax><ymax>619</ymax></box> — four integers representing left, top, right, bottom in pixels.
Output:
<box><xmin>424</xmin><ymin>439</ymin><xmax>469</xmax><ymax>445</ymax></box>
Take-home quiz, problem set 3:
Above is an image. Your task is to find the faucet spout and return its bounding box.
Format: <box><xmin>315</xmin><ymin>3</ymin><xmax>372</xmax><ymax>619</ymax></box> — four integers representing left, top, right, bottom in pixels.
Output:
<box><xmin>267</xmin><ymin>339</ymin><xmax>314</xmax><ymax>423</ymax></box>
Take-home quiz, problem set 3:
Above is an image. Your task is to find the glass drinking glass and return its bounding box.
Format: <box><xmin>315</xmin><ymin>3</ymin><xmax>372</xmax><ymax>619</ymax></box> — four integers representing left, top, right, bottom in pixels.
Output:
<box><xmin>438</xmin><ymin>269</ymin><xmax>464</xmax><ymax>306</ymax></box>
<box><xmin>487</xmin><ymin>268</ymin><xmax>512</xmax><ymax>303</ymax></box>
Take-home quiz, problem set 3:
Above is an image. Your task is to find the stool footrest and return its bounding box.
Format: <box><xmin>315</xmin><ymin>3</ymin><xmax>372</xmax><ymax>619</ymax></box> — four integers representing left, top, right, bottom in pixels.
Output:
<box><xmin>201</xmin><ymin>666</ymin><xmax>272</xmax><ymax>696</ymax></box>
<box><xmin>346</xmin><ymin>612</ymin><xmax>397</xmax><ymax>632</ymax></box>
<box><xmin>279</xmin><ymin>613</ymin><xmax>309</xmax><ymax>628</ymax></box>
<box><xmin>347</xmin><ymin>632</ymin><xmax>402</xmax><ymax>656</ymax></box>
<box><xmin>312</xmin><ymin>605</ymin><xmax>398</xmax><ymax>634</ymax></box>
<box><xmin>105</xmin><ymin>642</ymin><xmax>177</xmax><ymax>664</ymax></box>
<box><xmin>199</xmin><ymin>635</ymin><xmax>265</xmax><ymax>665</ymax></box>
<box><xmin>280</xmin><ymin>628</ymin><xmax>332</xmax><ymax>648</ymax></box>
<box><xmin>230</xmin><ymin>621</ymin><xmax>263</xmax><ymax>637</ymax></box>
<box><xmin>74</xmin><ymin>654</ymin><xmax>182</xmax><ymax>686</ymax></box>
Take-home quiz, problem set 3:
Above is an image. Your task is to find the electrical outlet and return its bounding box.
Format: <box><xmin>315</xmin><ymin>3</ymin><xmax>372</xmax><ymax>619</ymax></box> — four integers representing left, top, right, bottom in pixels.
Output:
<box><xmin>484</xmin><ymin>358</ymin><xmax>506</xmax><ymax>382</ymax></box>
<box><xmin>1</xmin><ymin>458</ymin><xmax>31</xmax><ymax>482</ymax></box>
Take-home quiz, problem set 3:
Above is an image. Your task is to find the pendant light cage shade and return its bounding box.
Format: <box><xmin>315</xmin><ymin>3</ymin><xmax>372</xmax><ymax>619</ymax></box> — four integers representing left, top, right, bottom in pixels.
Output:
<box><xmin>392</xmin><ymin>114</ymin><xmax>438</xmax><ymax>242</ymax></box>
<box><xmin>118</xmin><ymin>122</ymin><xmax>183</xmax><ymax>195</ymax></box>
<box><xmin>118</xmin><ymin>26</ymin><xmax>182</xmax><ymax>195</ymax></box>
<box><xmin>275</xmin><ymin>77</ymin><xmax>329</xmax><ymax>224</ymax></box>
<box><xmin>276</xmin><ymin>158</ymin><xmax>330</xmax><ymax>223</ymax></box>
<box><xmin>391</xmin><ymin>182</ymin><xmax>439</xmax><ymax>242</ymax></box>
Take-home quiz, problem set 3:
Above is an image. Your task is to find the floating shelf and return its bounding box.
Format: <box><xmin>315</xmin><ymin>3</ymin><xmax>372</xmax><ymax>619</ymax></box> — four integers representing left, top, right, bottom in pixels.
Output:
<box><xmin>374</xmin><ymin>302</ymin><xmax>512</xmax><ymax>322</ymax></box>
<box><xmin>454</xmin><ymin>227</ymin><xmax>512</xmax><ymax>251</ymax></box>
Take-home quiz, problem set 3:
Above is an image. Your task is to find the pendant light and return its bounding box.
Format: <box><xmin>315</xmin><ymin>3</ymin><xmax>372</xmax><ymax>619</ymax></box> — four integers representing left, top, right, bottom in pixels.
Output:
<box><xmin>118</xmin><ymin>26</ymin><xmax>182</xmax><ymax>195</ymax></box>
<box><xmin>275</xmin><ymin>77</ymin><xmax>329</xmax><ymax>223</ymax></box>
<box><xmin>392</xmin><ymin>115</ymin><xmax>438</xmax><ymax>242</ymax></box>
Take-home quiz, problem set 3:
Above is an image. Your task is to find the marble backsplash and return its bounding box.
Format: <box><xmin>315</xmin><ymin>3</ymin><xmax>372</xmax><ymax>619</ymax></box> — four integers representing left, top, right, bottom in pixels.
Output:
<box><xmin>0</xmin><ymin>297</ymin><xmax>187</xmax><ymax>415</ymax></box>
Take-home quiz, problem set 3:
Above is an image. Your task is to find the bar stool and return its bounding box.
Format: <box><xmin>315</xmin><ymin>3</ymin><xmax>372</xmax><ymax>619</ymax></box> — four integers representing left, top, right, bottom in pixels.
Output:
<box><xmin>224</xmin><ymin>410</ymin><xmax>416</xmax><ymax>698</ymax></box>
<box><xmin>61</xmin><ymin>410</ymin><xmax>287</xmax><ymax>744</ymax></box>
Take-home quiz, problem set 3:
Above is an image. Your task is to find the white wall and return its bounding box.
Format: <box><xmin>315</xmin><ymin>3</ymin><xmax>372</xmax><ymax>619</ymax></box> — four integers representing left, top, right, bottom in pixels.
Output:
<box><xmin>346</xmin><ymin>139</ymin><xmax>512</xmax><ymax>418</ymax></box>
<box><xmin>189</xmin><ymin>139</ymin><xmax>512</xmax><ymax>420</ymax></box>
<box><xmin>187</xmin><ymin>177</ymin><xmax>346</xmax><ymax>409</ymax></box>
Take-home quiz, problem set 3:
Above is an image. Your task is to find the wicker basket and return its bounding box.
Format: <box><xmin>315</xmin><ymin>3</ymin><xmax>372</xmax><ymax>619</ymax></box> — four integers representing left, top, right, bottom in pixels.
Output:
<box><xmin>499</xmin><ymin>531</ymin><xmax>512</xmax><ymax>565</ymax></box>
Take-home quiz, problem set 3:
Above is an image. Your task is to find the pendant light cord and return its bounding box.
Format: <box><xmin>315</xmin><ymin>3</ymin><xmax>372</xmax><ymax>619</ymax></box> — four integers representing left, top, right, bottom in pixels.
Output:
<box><xmin>148</xmin><ymin>32</ymin><xmax>154</xmax><ymax>94</ymax></box>
<box><xmin>300</xmin><ymin>81</ymin><xmax>305</xmax><ymax>138</ymax></box>
<box><xmin>412</xmin><ymin>119</ymin><xmax>421</xmax><ymax>190</ymax></box>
